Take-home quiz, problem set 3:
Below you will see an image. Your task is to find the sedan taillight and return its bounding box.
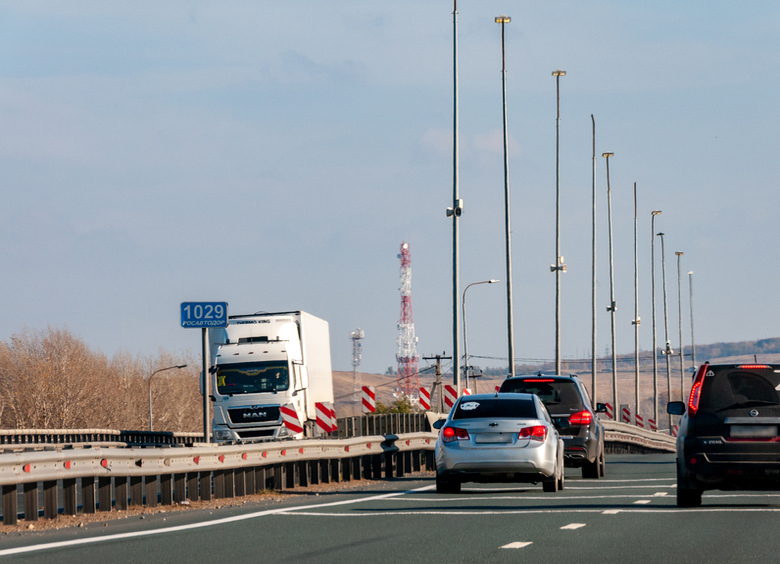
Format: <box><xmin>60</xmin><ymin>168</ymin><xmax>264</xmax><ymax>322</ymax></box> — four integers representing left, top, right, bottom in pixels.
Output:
<box><xmin>569</xmin><ymin>410</ymin><xmax>593</xmax><ymax>426</ymax></box>
<box><xmin>442</xmin><ymin>426</ymin><xmax>470</xmax><ymax>443</ymax></box>
<box><xmin>518</xmin><ymin>426</ymin><xmax>548</xmax><ymax>442</ymax></box>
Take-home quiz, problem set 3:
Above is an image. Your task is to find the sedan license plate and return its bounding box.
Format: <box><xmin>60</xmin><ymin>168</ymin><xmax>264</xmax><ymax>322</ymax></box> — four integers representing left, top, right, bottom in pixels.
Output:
<box><xmin>474</xmin><ymin>433</ymin><xmax>513</xmax><ymax>444</ymax></box>
<box><xmin>730</xmin><ymin>425</ymin><xmax>777</xmax><ymax>438</ymax></box>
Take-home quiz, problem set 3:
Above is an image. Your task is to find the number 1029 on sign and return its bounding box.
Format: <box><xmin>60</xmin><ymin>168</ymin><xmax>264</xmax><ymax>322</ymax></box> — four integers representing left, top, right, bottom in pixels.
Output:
<box><xmin>180</xmin><ymin>302</ymin><xmax>229</xmax><ymax>328</ymax></box>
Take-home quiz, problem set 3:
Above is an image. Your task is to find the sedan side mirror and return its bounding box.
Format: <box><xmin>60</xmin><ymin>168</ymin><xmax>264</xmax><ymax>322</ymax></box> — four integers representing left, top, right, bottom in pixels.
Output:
<box><xmin>595</xmin><ymin>403</ymin><xmax>608</xmax><ymax>413</ymax></box>
<box><xmin>667</xmin><ymin>401</ymin><xmax>686</xmax><ymax>415</ymax></box>
<box><xmin>432</xmin><ymin>419</ymin><xmax>447</xmax><ymax>430</ymax></box>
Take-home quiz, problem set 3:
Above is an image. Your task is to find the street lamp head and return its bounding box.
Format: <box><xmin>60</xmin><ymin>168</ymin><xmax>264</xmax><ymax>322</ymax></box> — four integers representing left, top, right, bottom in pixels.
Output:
<box><xmin>495</xmin><ymin>15</ymin><xmax>511</xmax><ymax>23</ymax></box>
<box><xmin>652</xmin><ymin>210</ymin><xmax>662</xmax><ymax>216</ymax></box>
<box><xmin>488</xmin><ymin>279</ymin><xmax>500</xmax><ymax>284</ymax></box>
<box><xmin>177</xmin><ymin>364</ymin><xmax>188</xmax><ymax>369</ymax></box>
<box><xmin>602</xmin><ymin>152</ymin><xmax>613</xmax><ymax>158</ymax></box>
<box><xmin>657</xmin><ymin>232</ymin><xmax>664</xmax><ymax>237</ymax></box>
<box><xmin>552</xmin><ymin>69</ymin><xmax>566</xmax><ymax>77</ymax></box>
<box><xmin>688</xmin><ymin>271</ymin><xmax>694</xmax><ymax>275</ymax></box>
<box><xmin>675</xmin><ymin>252</ymin><xmax>683</xmax><ymax>257</ymax></box>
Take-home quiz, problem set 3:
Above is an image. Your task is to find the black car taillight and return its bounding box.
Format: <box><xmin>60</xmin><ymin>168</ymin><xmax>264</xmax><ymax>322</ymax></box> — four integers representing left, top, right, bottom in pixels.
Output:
<box><xmin>569</xmin><ymin>410</ymin><xmax>592</xmax><ymax>426</ymax></box>
<box><xmin>687</xmin><ymin>363</ymin><xmax>709</xmax><ymax>416</ymax></box>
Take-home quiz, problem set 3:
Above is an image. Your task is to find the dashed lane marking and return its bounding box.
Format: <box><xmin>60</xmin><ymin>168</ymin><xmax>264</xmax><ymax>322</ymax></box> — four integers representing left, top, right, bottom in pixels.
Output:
<box><xmin>561</xmin><ymin>523</ymin><xmax>586</xmax><ymax>530</ymax></box>
<box><xmin>653</xmin><ymin>492</ymin><xmax>668</xmax><ymax>497</ymax></box>
<box><xmin>603</xmin><ymin>510</ymin><xmax>621</xmax><ymax>514</ymax></box>
<box><xmin>500</xmin><ymin>542</ymin><xmax>533</xmax><ymax>549</ymax></box>
<box><xmin>634</xmin><ymin>500</ymin><xmax>652</xmax><ymax>504</ymax></box>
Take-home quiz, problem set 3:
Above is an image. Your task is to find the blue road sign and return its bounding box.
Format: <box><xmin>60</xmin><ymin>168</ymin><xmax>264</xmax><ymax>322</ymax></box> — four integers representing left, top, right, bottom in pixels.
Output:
<box><xmin>180</xmin><ymin>302</ymin><xmax>229</xmax><ymax>328</ymax></box>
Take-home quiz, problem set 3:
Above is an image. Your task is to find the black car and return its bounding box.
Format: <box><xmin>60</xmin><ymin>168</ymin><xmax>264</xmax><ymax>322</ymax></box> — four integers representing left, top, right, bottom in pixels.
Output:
<box><xmin>668</xmin><ymin>362</ymin><xmax>780</xmax><ymax>507</ymax></box>
<box><xmin>499</xmin><ymin>374</ymin><xmax>606</xmax><ymax>478</ymax></box>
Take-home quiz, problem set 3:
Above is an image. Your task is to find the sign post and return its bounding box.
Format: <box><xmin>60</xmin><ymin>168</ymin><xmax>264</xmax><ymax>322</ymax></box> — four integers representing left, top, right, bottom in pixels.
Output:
<box><xmin>181</xmin><ymin>302</ymin><xmax>229</xmax><ymax>443</ymax></box>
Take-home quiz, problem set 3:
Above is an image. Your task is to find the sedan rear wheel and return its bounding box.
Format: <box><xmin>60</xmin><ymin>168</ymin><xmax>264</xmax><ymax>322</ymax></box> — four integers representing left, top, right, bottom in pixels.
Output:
<box><xmin>436</xmin><ymin>471</ymin><xmax>461</xmax><ymax>494</ymax></box>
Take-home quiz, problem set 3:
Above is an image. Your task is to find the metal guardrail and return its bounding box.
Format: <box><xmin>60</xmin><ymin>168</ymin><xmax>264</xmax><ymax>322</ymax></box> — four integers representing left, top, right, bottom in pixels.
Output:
<box><xmin>0</xmin><ymin>432</ymin><xmax>437</xmax><ymax>526</ymax></box>
<box><xmin>602</xmin><ymin>421</ymin><xmax>676</xmax><ymax>453</ymax></box>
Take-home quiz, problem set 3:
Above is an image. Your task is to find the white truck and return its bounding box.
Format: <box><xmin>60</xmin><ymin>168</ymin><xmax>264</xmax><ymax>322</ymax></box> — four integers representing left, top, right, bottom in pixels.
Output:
<box><xmin>207</xmin><ymin>311</ymin><xmax>334</xmax><ymax>442</ymax></box>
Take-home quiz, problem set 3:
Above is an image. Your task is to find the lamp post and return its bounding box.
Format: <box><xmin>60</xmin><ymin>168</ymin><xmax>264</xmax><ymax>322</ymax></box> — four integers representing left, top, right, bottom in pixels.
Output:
<box><xmin>689</xmin><ymin>271</ymin><xmax>696</xmax><ymax>367</ymax></box>
<box><xmin>603</xmin><ymin>152</ymin><xmax>617</xmax><ymax>416</ymax></box>
<box><xmin>449</xmin><ymin>0</ymin><xmax>463</xmax><ymax>394</ymax></box>
<box><xmin>632</xmin><ymin>183</ymin><xmax>640</xmax><ymax>425</ymax></box>
<box><xmin>496</xmin><ymin>14</ymin><xmax>515</xmax><ymax>378</ymax></box>
<box><xmin>463</xmin><ymin>279</ymin><xmax>500</xmax><ymax>391</ymax></box>
<box><xmin>552</xmin><ymin>69</ymin><xmax>567</xmax><ymax>376</ymax></box>
<box><xmin>591</xmin><ymin>116</ymin><xmax>597</xmax><ymax>404</ymax></box>
<box><xmin>650</xmin><ymin>211</ymin><xmax>662</xmax><ymax>427</ymax></box>
<box><xmin>658</xmin><ymin>232</ymin><xmax>673</xmax><ymax>432</ymax></box>
<box><xmin>676</xmin><ymin>251</ymin><xmax>685</xmax><ymax>397</ymax></box>
<box><xmin>149</xmin><ymin>364</ymin><xmax>187</xmax><ymax>432</ymax></box>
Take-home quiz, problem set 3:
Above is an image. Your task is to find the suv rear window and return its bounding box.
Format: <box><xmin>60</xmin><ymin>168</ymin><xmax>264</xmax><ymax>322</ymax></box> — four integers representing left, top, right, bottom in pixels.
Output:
<box><xmin>452</xmin><ymin>398</ymin><xmax>538</xmax><ymax>420</ymax></box>
<box><xmin>700</xmin><ymin>367</ymin><xmax>780</xmax><ymax>413</ymax></box>
<box><xmin>500</xmin><ymin>379</ymin><xmax>584</xmax><ymax>413</ymax></box>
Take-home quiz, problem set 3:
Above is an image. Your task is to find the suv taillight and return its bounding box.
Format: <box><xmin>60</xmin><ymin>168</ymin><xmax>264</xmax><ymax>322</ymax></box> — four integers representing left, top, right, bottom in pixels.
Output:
<box><xmin>687</xmin><ymin>363</ymin><xmax>709</xmax><ymax>416</ymax></box>
<box><xmin>442</xmin><ymin>426</ymin><xmax>470</xmax><ymax>443</ymax></box>
<box><xmin>569</xmin><ymin>410</ymin><xmax>592</xmax><ymax>426</ymax></box>
<box><xmin>519</xmin><ymin>426</ymin><xmax>548</xmax><ymax>442</ymax></box>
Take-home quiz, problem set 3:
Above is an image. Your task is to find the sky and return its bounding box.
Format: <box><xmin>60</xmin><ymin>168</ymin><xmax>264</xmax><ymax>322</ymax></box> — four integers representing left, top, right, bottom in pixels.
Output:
<box><xmin>2</xmin><ymin>1</ymin><xmax>779</xmax><ymax>375</ymax></box>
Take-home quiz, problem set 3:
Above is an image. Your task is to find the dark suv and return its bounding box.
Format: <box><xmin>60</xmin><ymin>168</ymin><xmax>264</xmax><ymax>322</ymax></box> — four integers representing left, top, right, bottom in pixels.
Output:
<box><xmin>499</xmin><ymin>374</ymin><xmax>606</xmax><ymax>478</ymax></box>
<box><xmin>668</xmin><ymin>362</ymin><xmax>780</xmax><ymax>507</ymax></box>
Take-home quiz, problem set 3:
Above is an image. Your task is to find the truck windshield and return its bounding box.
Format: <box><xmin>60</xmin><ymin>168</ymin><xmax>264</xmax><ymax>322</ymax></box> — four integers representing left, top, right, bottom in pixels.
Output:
<box><xmin>216</xmin><ymin>361</ymin><xmax>290</xmax><ymax>395</ymax></box>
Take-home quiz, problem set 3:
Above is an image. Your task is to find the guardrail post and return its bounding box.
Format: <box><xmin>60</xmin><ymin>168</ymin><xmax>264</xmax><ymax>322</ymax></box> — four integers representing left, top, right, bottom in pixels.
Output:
<box><xmin>213</xmin><ymin>470</ymin><xmax>225</xmax><ymax>499</ymax></box>
<box><xmin>384</xmin><ymin>452</ymin><xmax>393</xmax><ymax>478</ymax></box>
<box><xmin>174</xmin><ymin>474</ymin><xmax>186</xmax><ymax>503</ymax></box>
<box><xmin>298</xmin><ymin>461</ymin><xmax>310</xmax><ymax>487</ymax></box>
<box><xmin>161</xmin><ymin>474</ymin><xmax>173</xmax><ymax>506</ymax></box>
<box><xmin>309</xmin><ymin>461</ymin><xmax>319</xmax><ymax>485</ymax></box>
<box><xmin>43</xmin><ymin>480</ymin><xmax>57</xmax><ymax>520</ymax></box>
<box><xmin>187</xmin><ymin>472</ymin><xmax>199</xmax><ymax>501</ymax></box>
<box><xmin>395</xmin><ymin>452</ymin><xmax>404</xmax><ymax>478</ymax></box>
<box><xmin>371</xmin><ymin>454</ymin><xmax>382</xmax><ymax>480</ymax></box>
<box><xmin>129</xmin><ymin>476</ymin><xmax>143</xmax><ymax>506</ymax></box>
<box><xmin>82</xmin><ymin>477</ymin><xmax>95</xmax><ymax>514</ymax></box>
<box><xmin>273</xmin><ymin>464</ymin><xmax>285</xmax><ymax>491</ymax></box>
<box><xmin>63</xmin><ymin>478</ymin><xmax>77</xmax><ymax>515</ymax></box>
<box><xmin>199</xmin><ymin>471</ymin><xmax>212</xmax><ymax>501</ymax></box>
<box><xmin>330</xmin><ymin>459</ymin><xmax>340</xmax><ymax>483</ymax></box>
<box><xmin>254</xmin><ymin>467</ymin><xmax>266</xmax><ymax>493</ymax></box>
<box><xmin>403</xmin><ymin>451</ymin><xmax>412</xmax><ymax>474</ymax></box>
<box><xmin>285</xmin><ymin>462</ymin><xmax>296</xmax><ymax>489</ymax></box>
<box><xmin>234</xmin><ymin>468</ymin><xmax>244</xmax><ymax>497</ymax></box>
<box><xmin>425</xmin><ymin>451</ymin><xmax>435</xmax><ymax>471</ymax></box>
<box><xmin>2</xmin><ymin>484</ymin><xmax>17</xmax><ymax>525</ymax></box>
<box><xmin>412</xmin><ymin>450</ymin><xmax>421</xmax><ymax>472</ymax></box>
<box><xmin>98</xmin><ymin>477</ymin><xmax>112</xmax><ymax>512</ymax></box>
<box><xmin>341</xmin><ymin>458</ymin><xmax>351</xmax><ymax>482</ymax></box>
<box><xmin>224</xmin><ymin>469</ymin><xmax>235</xmax><ymax>498</ymax></box>
<box><xmin>115</xmin><ymin>477</ymin><xmax>128</xmax><ymax>510</ymax></box>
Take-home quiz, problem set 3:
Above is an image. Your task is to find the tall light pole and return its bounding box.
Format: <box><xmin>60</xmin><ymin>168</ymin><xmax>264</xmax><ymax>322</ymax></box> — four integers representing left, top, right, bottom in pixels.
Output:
<box><xmin>632</xmin><ymin>183</ymin><xmax>640</xmax><ymax>425</ymax></box>
<box><xmin>650</xmin><ymin>211</ymin><xmax>662</xmax><ymax>428</ymax></box>
<box><xmin>149</xmin><ymin>364</ymin><xmax>187</xmax><ymax>432</ymax></box>
<box><xmin>603</xmin><ymin>152</ymin><xmax>617</xmax><ymax>415</ymax></box>
<box><xmin>463</xmin><ymin>279</ymin><xmax>500</xmax><ymax>390</ymax></box>
<box><xmin>496</xmin><ymin>14</ymin><xmax>515</xmax><ymax>378</ymax></box>
<box><xmin>591</xmin><ymin>116</ymin><xmax>597</xmax><ymax>403</ymax></box>
<box><xmin>552</xmin><ymin>69</ymin><xmax>567</xmax><ymax>376</ymax></box>
<box><xmin>676</xmin><ymin>251</ymin><xmax>685</xmax><ymax>397</ymax></box>
<box><xmin>448</xmin><ymin>0</ymin><xmax>463</xmax><ymax>394</ymax></box>
<box><xmin>658</xmin><ymin>232</ymin><xmax>673</xmax><ymax>432</ymax></box>
<box><xmin>689</xmin><ymin>271</ymin><xmax>696</xmax><ymax>368</ymax></box>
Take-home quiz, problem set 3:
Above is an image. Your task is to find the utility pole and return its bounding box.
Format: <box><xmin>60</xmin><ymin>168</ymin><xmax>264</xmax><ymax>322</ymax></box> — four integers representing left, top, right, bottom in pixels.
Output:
<box><xmin>424</xmin><ymin>354</ymin><xmax>451</xmax><ymax>413</ymax></box>
<box><xmin>676</xmin><ymin>251</ymin><xmax>685</xmax><ymax>397</ymax></box>
<box><xmin>552</xmin><ymin>69</ymin><xmax>567</xmax><ymax>376</ymax></box>
<box><xmin>632</xmin><ymin>183</ymin><xmax>640</xmax><ymax>425</ymax></box>
<box><xmin>591</xmin><ymin>116</ymin><xmax>597</xmax><ymax>405</ymax></box>
<box><xmin>650</xmin><ymin>211</ymin><xmax>662</xmax><ymax>430</ymax></box>
<box><xmin>603</xmin><ymin>152</ymin><xmax>617</xmax><ymax>415</ymax></box>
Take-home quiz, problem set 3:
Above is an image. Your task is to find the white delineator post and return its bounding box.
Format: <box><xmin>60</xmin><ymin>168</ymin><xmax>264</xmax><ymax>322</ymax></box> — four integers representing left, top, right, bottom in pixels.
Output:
<box><xmin>419</xmin><ymin>387</ymin><xmax>431</xmax><ymax>411</ymax></box>
<box><xmin>362</xmin><ymin>386</ymin><xmax>376</xmax><ymax>413</ymax></box>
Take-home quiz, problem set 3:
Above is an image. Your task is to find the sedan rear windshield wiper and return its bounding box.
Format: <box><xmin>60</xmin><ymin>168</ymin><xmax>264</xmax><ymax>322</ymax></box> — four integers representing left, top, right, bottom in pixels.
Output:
<box><xmin>715</xmin><ymin>399</ymin><xmax>780</xmax><ymax>412</ymax></box>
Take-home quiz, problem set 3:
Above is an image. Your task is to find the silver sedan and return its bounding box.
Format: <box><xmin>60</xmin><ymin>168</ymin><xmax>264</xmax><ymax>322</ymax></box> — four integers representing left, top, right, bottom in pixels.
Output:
<box><xmin>434</xmin><ymin>393</ymin><xmax>565</xmax><ymax>493</ymax></box>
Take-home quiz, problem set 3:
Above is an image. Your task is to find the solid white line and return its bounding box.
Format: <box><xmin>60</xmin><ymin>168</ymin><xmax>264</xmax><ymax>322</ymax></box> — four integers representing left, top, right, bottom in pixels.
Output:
<box><xmin>281</xmin><ymin>507</ymin><xmax>780</xmax><ymax>516</ymax></box>
<box><xmin>0</xmin><ymin>485</ymin><xmax>435</xmax><ymax>557</ymax></box>
<box><xmin>500</xmin><ymin>542</ymin><xmax>533</xmax><ymax>549</ymax></box>
<box><xmin>561</xmin><ymin>523</ymin><xmax>586</xmax><ymax>530</ymax></box>
<box><xmin>398</xmin><ymin>494</ymin><xmax>673</xmax><ymax>501</ymax></box>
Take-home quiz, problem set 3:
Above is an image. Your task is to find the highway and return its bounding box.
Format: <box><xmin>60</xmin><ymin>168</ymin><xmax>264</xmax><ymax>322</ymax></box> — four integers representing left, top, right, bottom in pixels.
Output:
<box><xmin>3</xmin><ymin>453</ymin><xmax>780</xmax><ymax>563</ymax></box>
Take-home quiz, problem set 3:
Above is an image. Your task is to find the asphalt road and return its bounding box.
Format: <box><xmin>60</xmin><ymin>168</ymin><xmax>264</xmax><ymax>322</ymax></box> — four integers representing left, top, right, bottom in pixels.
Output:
<box><xmin>3</xmin><ymin>453</ymin><xmax>780</xmax><ymax>563</ymax></box>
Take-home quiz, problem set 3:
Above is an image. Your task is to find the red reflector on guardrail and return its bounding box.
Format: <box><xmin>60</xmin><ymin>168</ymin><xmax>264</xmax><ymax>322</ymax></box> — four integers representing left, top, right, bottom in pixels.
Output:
<box><xmin>218</xmin><ymin>455</ymin><xmax>224</xmax><ymax>463</ymax></box>
<box><xmin>281</xmin><ymin>450</ymin><xmax>287</xmax><ymax>456</ymax></box>
<box><xmin>64</xmin><ymin>461</ymin><xmax>71</xmax><ymax>470</ymax></box>
<box><xmin>100</xmin><ymin>460</ymin><xmax>108</xmax><ymax>468</ymax></box>
<box><xmin>299</xmin><ymin>448</ymin><xmax>304</xmax><ymax>454</ymax></box>
<box><xmin>242</xmin><ymin>453</ymin><xmax>247</xmax><ymax>460</ymax></box>
<box><xmin>23</xmin><ymin>464</ymin><xmax>31</xmax><ymax>473</ymax></box>
<box><xmin>262</xmin><ymin>452</ymin><xmax>267</xmax><ymax>458</ymax></box>
<box><xmin>193</xmin><ymin>456</ymin><xmax>200</xmax><ymax>465</ymax></box>
<box><xmin>345</xmin><ymin>446</ymin><xmax>350</xmax><ymax>452</ymax></box>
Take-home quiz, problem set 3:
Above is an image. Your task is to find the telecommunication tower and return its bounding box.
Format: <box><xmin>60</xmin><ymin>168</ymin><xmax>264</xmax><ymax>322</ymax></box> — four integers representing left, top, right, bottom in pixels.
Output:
<box><xmin>351</xmin><ymin>329</ymin><xmax>364</xmax><ymax>402</ymax></box>
<box><xmin>396</xmin><ymin>242</ymin><xmax>420</xmax><ymax>397</ymax></box>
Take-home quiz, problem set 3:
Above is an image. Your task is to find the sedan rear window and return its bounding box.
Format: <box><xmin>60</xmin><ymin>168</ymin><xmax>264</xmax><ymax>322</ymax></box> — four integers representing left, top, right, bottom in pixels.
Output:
<box><xmin>452</xmin><ymin>398</ymin><xmax>538</xmax><ymax>420</ymax></box>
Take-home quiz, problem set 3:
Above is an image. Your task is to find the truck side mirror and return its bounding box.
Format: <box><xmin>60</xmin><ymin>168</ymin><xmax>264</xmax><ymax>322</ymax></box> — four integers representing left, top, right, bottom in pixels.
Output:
<box><xmin>667</xmin><ymin>401</ymin><xmax>685</xmax><ymax>415</ymax></box>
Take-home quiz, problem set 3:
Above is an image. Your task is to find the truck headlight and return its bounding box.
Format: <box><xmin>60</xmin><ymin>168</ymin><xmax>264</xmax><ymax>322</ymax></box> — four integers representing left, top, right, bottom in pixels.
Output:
<box><xmin>277</xmin><ymin>425</ymin><xmax>289</xmax><ymax>437</ymax></box>
<box><xmin>214</xmin><ymin>430</ymin><xmax>233</xmax><ymax>441</ymax></box>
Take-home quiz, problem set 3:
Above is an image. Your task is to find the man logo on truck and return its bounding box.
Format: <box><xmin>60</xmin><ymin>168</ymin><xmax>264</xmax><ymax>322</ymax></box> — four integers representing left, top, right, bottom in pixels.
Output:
<box><xmin>243</xmin><ymin>411</ymin><xmax>268</xmax><ymax>419</ymax></box>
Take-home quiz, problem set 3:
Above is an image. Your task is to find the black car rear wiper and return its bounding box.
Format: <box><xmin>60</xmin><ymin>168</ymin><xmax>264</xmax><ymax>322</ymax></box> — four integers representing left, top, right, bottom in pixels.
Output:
<box><xmin>715</xmin><ymin>399</ymin><xmax>780</xmax><ymax>412</ymax></box>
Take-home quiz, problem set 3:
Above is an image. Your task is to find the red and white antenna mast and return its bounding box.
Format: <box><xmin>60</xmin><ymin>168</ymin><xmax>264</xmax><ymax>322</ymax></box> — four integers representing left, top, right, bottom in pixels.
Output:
<box><xmin>397</xmin><ymin>242</ymin><xmax>420</xmax><ymax>397</ymax></box>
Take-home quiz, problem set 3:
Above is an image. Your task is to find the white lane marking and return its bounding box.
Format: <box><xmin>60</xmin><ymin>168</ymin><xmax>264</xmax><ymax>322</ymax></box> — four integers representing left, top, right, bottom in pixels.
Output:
<box><xmin>466</xmin><ymin>478</ymin><xmax>674</xmax><ymax>488</ymax></box>
<box><xmin>500</xmin><ymin>542</ymin><xmax>533</xmax><ymax>549</ymax></box>
<box><xmin>283</xmin><ymin>507</ymin><xmax>780</xmax><ymax>516</ymax></box>
<box><xmin>561</xmin><ymin>485</ymin><xmax>675</xmax><ymax>490</ymax></box>
<box><xmin>399</xmin><ymin>495</ymin><xmax>674</xmax><ymax>501</ymax></box>
<box><xmin>603</xmin><ymin>510</ymin><xmax>621</xmax><ymax>514</ymax></box>
<box><xmin>561</xmin><ymin>523</ymin><xmax>586</xmax><ymax>530</ymax></box>
<box><xmin>653</xmin><ymin>492</ymin><xmax>668</xmax><ymax>497</ymax></box>
<box><xmin>634</xmin><ymin>500</ymin><xmax>652</xmax><ymax>504</ymax></box>
<box><xmin>0</xmin><ymin>485</ymin><xmax>435</xmax><ymax>557</ymax></box>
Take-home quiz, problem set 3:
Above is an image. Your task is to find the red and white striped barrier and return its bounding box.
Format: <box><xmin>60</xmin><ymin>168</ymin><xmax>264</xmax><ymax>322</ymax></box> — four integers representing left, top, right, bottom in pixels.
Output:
<box><xmin>604</xmin><ymin>403</ymin><xmax>614</xmax><ymax>420</ymax></box>
<box><xmin>315</xmin><ymin>402</ymin><xmax>337</xmax><ymax>433</ymax></box>
<box><xmin>671</xmin><ymin>424</ymin><xmax>678</xmax><ymax>437</ymax></box>
<box><xmin>362</xmin><ymin>386</ymin><xmax>376</xmax><ymax>413</ymax></box>
<box><xmin>621</xmin><ymin>406</ymin><xmax>631</xmax><ymax>424</ymax></box>
<box><xmin>444</xmin><ymin>385</ymin><xmax>457</xmax><ymax>409</ymax></box>
<box><xmin>419</xmin><ymin>387</ymin><xmax>431</xmax><ymax>411</ymax></box>
<box><xmin>462</xmin><ymin>388</ymin><xmax>472</xmax><ymax>396</ymax></box>
<box><xmin>635</xmin><ymin>414</ymin><xmax>644</xmax><ymax>428</ymax></box>
<box><xmin>280</xmin><ymin>405</ymin><xmax>303</xmax><ymax>434</ymax></box>
<box><xmin>648</xmin><ymin>418</ymin><xmax>657</xmax><ymax>432</ymax></box>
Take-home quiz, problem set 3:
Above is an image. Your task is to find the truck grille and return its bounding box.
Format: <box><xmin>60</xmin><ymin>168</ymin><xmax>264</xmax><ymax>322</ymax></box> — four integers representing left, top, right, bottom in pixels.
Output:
<box><xmin>227</xmin><ymin>406</ymin><xmax>280</xmax><ymax>424</ymax></box>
